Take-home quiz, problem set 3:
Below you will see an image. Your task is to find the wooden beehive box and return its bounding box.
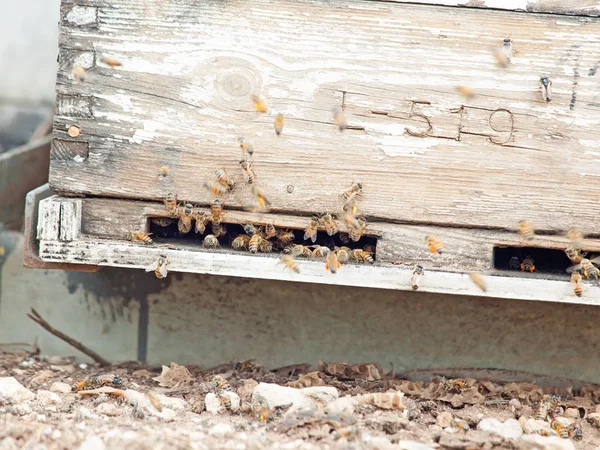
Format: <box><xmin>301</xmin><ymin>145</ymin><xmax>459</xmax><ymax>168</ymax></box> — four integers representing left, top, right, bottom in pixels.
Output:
<box><xmin>31</xmin><ymin>0</ymin><xmax>600</xmax><ymax>304</ymax></box>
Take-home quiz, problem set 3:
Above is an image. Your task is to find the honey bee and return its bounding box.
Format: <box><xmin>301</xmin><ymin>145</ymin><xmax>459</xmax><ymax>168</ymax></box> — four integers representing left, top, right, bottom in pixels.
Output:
<box><xmin>72</xmin><ymin>66</ymin><xmax>86</xmax><ymax>83</ymax></box>
<box><xmin>280</xmin><ymin>255</ymin><xmax>300</xmax><ymax>273</ymax></box>
<box><xmin>493</xmin><ymin>38</ymin><xmax>513</xmax><ymax>68</ymax></box>
<box><xmin>304</xmin><ymin>217</ymin><xmax>319</xmax><ymax>243</ymax></box>
<box><xmin>341</xmin><ymin>182</ymin><xmax>362</xmax><ymax>203</ymax></box>
<box><xmin>252</xmin><ymin>185</ymin><xmax>272</xmax><ymax>210</ymax></box>
<box><xmin>239</xmin><ymin>160</ymin><xmax>255</xmax><ymax>184</ymax></box>
<box><xmin>178</xmin><ymin>203</ymin><xmax>194</xmax><ymax>234</ymax></box>
<box><xmin>194</xmin><ymin>212</ymin><xmax>210</xmax><ymax>234</ymax></box>
<box><xmin>326</xmin><ymin>249</ymin><xmax>341</xmax><ymax>273</ymax></box>
<box><xmin>244</xmin><ymin>224</ymin><xmax>258</xmax><ymax>236</ymax></box>
<box><xmin>211</xmin><ymin>222</ymin><xmax>227</xmax><ymax>238</ymax></box>
<box><xmin>425</xmin><ymin>236</ymin><xmax>444</xmax><ymax>254</ymax></box>
<box><xmin>146</xmin><ymin>390</ymin><xmax>163</xmax><ymax>412</ymax></box>
<box><xmin>164</xmin><ymin>193</ymin><xmax>178</xmax><ymax>217</ymax></box>
<box><xmin>443</xmin><ymin>378</ymin><xmax>469</xmax><ymax>393</ymax></box>
<box><xmin>567</xmin><ymin>227</ymin><xmax>584</xmax><ymax>243</ymax></box>
<box><xmin>203</xmin><ymin>234</ymin><xmax>220</xmax><ymax>248</ymax></box>
<box><xmin>551</xmin><ymin>420</ymin><xmax>568</xmax><ymax>438</ymax></box>
<box><xmin>238</xmin><ymin>137</ymin><xmax>254</xmax><ymax>157</ymax></box>
<box><xmin>158</xmin><ymin>166</ymin><xmax>170</xmax><ymax>178</ymax></box>
<box><xmin>274</xmin><ymin>113</ymin><xmax>284</xmax><ymax>135</ymax></box>
<box><xmin>284</xmin><ymin>244</ymin><xmax>311</xmax><ymax>257</ymax></box>
<box><xmin>215</xmin><ymin>169</ymin><xmax>235</xmax><ymax>191</ymax></box>
<box><xmin>469</xmin><ymin>272</ymin><xmax>487</xmax><ymax>292</ymax></box>
<box><xmin>540</xmin><ymin>76</ymin><xmax>552</xmax><ymax>102</ymax></box>
<box><xmin>571</xmin><ymin>272</ymin><xmax>583</xmax><ymax>297</ymax></box>
<box><xmin>249</xmin><ymin>233</ymin><xmax>263</xmax><ymax>253</ymax></box>
<box><xmin>251</xmin><ymin>95</ymin><xmax>268</xmax><ymax>113</ymax></box>
<box><xmin>450</xmin><ymin>419</ymin><xmax>470</xmax><ymax>432</ymax></box>
<box><xmin>254</xmin><ymin>407</ymin><xmax>275</xmax><ymax>422</ymax></box>
<box><xmin>332</xmin><ymin>106</ymin><xmax>347</xmax><ymax>131</ymax></box>
<box><xmin>335</xmin><ymin>246</ymin><xmax>351</xmax><ymax>264</ymax></box>
<box><xmin>128</xmin><ymin>232</ymin><xmax>153</xmax><ymax>245</ymax></box>
<box><xmin>145</xmin><ymin>255</ymin><xmax>169</xmax><ymax>279</ymax></box>
<box><xmin>210</xmin><ymin>199</ymin><xmax>223</xmax><ymax>224</ymax></box>
<box><xmin>233</xmin><ymin>359</ymin><xmax>259</xmax><ymax>372</ymax></box>
<box><xmin>99</xmin><ymin>56</ymin><xmax>122</xmax><ymax>67</ymax></box>
<box><xmin>232</xmin><ymin>235</ymin><xmax>250</xmax><ymax>250</ymax></box>
<box><xmin>568</xmin><ymin>257</ymin><xmax>600</xmax><ymax>282</ymax></box>
<box><xmin>536</xmin><ymin>394</ymin><xmax>561</xmax><ymax>420</ymax></box>
<box><xmin>277</xmin><ymin>230</ymin><xmax>295</xmax><ymax>244</ymax></box>
<box><xmin>509</xmin><ymin>256</ymin><xmax>521</xmax><ymax>270</ymax></box>
<box><xmin>349</xmin><ymin>217</ymin><xmax>367</xmax><ymax>242</ymax></box>
<box><xmin>520</xmin><ymin>256</ymin><xmax>535</xmax><ymax>272</ymax></box>
<box><xmin>258</xmin><ymin>238</ymin><xmax>273</xmax><ymax>253</ymax></box>
<box><xmin>321</xmin><ymin>213</ymin><xmax>338</xmax><ymax>236</ymax></box>
<box><xmin>211</xmin><ymin>375</ymin><xmax>232</xmax><ymax>391</ymax></box>
<box><xmin>311</xmin><ymin>245</ymin><xmax>329</xmax><ymax>258</ymax></box>
<box><xmin>455</xmin><ymin>86</ymin><xmax>475</xmax><ymax>99</ymax></box>
<box><xmin>352</xmin><ymin>249</ymin><xmax>374</xmax><ymax>264</ymax></box>
<box><xmin>73</xmin><ymin>375</ymin><xmax>123</xmax><ymax>392</ymax></box>
<box><xmin>265</xmin><ymin>222</ymin><xmax>277</xmax><ymax>239</ymax></box>
<box><xmin>411</xmin><ymin>265</ymin><xmax>424</xmax><ymax>290</ymax></box>
<box><xmin>151</xmin><ymin>217</ymin><xmax>173</xmax><ymax>227</ymax></box>
<box><xmin>204</xmin><ymin>181</ymin><xmax>229</xmax><ymax>196</ymax></box>
<box><xmin>517</xmin><ymin>220</ymin><xmax>534</xmax><ymax>240</ymax></box>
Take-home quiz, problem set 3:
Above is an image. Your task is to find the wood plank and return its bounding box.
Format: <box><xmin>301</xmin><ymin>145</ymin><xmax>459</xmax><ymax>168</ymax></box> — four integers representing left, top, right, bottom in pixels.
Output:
<box><xmin>51</xmin><ymin>0</ymin><xmax>600</xmax><ymax>233</ymax></box>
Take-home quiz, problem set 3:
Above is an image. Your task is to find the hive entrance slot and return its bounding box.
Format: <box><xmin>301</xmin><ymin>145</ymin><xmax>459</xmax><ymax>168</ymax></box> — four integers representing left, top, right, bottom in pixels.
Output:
<box><xmin>148</xmin><ymin>217</ymin><xmax>377</xmax><ymax>261</ymax></box>
<box><xmin>492</xmin><ymin>245</ymin><xmax>571</xmax><ymax>275</ymax></box>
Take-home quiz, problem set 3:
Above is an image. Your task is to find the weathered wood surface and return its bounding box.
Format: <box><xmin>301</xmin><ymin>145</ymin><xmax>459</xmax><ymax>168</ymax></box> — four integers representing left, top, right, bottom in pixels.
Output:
<box><xmin>52</xmin><ymin>0</ymin><xmax>600</xmax><ymax>234</ymax></box>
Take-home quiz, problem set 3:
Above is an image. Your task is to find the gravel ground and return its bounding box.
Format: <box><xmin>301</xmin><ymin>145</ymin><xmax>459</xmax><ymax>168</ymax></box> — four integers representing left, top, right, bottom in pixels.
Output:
<box><xmin>1</xmin><ymin>349</ymin><xmax>599</xmax><ymax>450</ymax></box>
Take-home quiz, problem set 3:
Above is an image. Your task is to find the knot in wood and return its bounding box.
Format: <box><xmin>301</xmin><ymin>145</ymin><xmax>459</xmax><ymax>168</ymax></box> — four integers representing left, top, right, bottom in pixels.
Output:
<box><xmin>218</xmin><ymin>73</ymin><xmax>251</xmax><ymax>97</ymax></box>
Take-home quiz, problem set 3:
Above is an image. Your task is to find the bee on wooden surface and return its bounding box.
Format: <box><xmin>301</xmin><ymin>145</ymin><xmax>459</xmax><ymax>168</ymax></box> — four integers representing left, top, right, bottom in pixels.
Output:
<box><xmin>252</xmin><ymin>185</ymin><xmax>272</xmax><ymax>211</ymax></box>
<box><xmin>145</xmin><ymin>255</ymin><xmax>169</xmax><ymax>279</ymax></box>
<box><xmin>335</xmin><ymin>246</ymin><xmax>351</xmax><ymax>264</ymax></box>
<box><xmin>508</xmin><ymin>256</ymin><xmax>521</xmax><ymax>270</ymax></box>
<box><xmin>211</xmin><ymin>222</ymin><xmax>227</xmax><ymax>238</ymax></box>
<box><xmin>341</xmin><ymin>182</ymin><xmax>363</xmax><ymax>203</ymax></box>
<box><xmin>211</xmin><ymin>375</ymin><xmax>232</xmax><ymax>391</ymax></box>
<box><xmin>73</xmin><ymin>374</ymin><xmax>123</xmax><ymax>392</ymax></box>
<box><xmin>304</xmin><ymin>217</ymin><xmax>319</xmax><ymax>243</ymax></box>
<box><xmin>326</xmin><ymin>249</ymin><xmax>341</xmax><ymax>273</ymax></box>
<box><xmin>244</xmin><ymin>224</ymin><xmax>258</xmax><ymax>236</ymax></box>
<box><xmin>571</xmin><ymin>272</ymin><xmax>583</xmax><ymax>297</ymax></box>
<box><xmin>215</xmin><ymin>169</ymin><xmax>235</xmax><ymax>191</ymax></box>
<box><xmin>251</xmin><ymin>95</ymin><xmax>268</xmax><ymax>113</ymax></box>
<box><xmin>443</xmin><ymin>378</ymin><xmax>469</xmax><ymax>393</ymax></box>
<box><xmin>567</xmin><ymin>227</ymin><xmax>584</xmax><ymax>243</ymax></box>
<box><xmin>450</xmin><ymin>418</ymin><xmax>470</xmax><ymax>432</ymax></box>
<box><xmin>455</xmin><ymin>86</ymin><xmax>474</xmax><ymax>99</ymax></box>
<box><xmin>565</xmin><ymin>246</ymin><xmax>584</xmax><ymax>264</ymax></box>
<box><xmin>203</xmin><ymin>234</ymin><xmax>220</xmax><ymax>248</ymax></box>
<box><xmin>99</xmin><ymin>56</ymin><xmax>122</xmax><ymax>67</ymax></box>
<box><xmin>469</xmin><ymin>272</ymin><xmax>487</xmax><ymax>292</ymax></box>
<box><xmin>425</xmin><ymin>236</ymin><xmax>444</xmax><ymax>254</ymax></box>
<box><xmin>164</xmin><ymin>193</ymin><xmax>178</xmax><ymax>217</ymax></box>
<box><xmin>411</xmin><ymin>265</ymin><xmax>424</xmax><ymax>290</ymax></box>
<box><xmin>284</xmin><ymin>244</ymin><xmax>311</xmax><ymax>257</ymax></box>
<box><xmin>204</xmin><ymin>181</ymin><xmax>229</xmax><ymax>197</ymax></box>
<box><xmin>258</xmin><ymin>238</ymin><xmax>273</xmax><ymax>253</ymax></box>
<box><xmin>352</xmin><ymin>249</ymin><xmax>374</xmax><ymax>264</ymax></box>
<box><xmin>239</xmin><ymin>160</ymin><xmax>255</xmax><ymax>184</ymax></box>
<box><xmin>249</xmin><ymin>233</ymin><xmax>263</xmax><ymax>253</ymax></box>
<box><xmin>238</xmin><ymin>137</ymin><xmax>254</xmax><ymax>158</ymax></box>
<box><xmin>520</xmin><ymin>256</ymin><xmax>535</xmax><ymax>273</ymax></box>
<box><xmin>254</xmin><ymin>407</ymin><xmax>275</xmax><ymax>422</ymax></box>
<box><xmin>128</xmin><ymin>232</ymin><xmax>153</xmax><ymax>245</ymax></box>
<box><xmin>332</xmin><ymin>106</ymin><xmax>347</xmax><ymax>131</ymax></box>
<box><xmin>274</xmin><ymin>113</ymin><xmax>284</xmax><ymax>136</ymax></box>
<box><xmin>280</xmin><ymin>255</ymin><xmax>300</xmax><ymax>273</ymax></box>
<box><xmin>210</xmin><ymin>199</ymin><xmax>223</xmax><ymax>224</ymax></box>
<box><xmin>321</xmin><ymin>213</ymin><xmax>338</xmax><ymax>236</ymax></box>
<box><xmin>349</xmin><ymin>217</ymin><xmax>367</xmax><ymax>242</ymax></box>
<box><xmin>536</xmin><ymin>394</ymin><xmax>561</xmax><ymax>420</ymax></box>
<box><xmin>146</xmin><ymin>390</ymin><xmax>163</xmax><ymax>412</ymax></box>
<box><xmin>540</xmin><ymin>76</ymin><xmax>552</xmax><ymax>102</ymax></box>
<box><xmin>311</xmin><ymin>245</ymin><xmax>329</xmax><ymax>258</ymax></box>
<box><xmin>158</xmin><ymin>166</ymin><xmax>170</xmax><ymax>178</ymax></box>
<box><xmin>568</xmin><ymin>257</ymin><xmax>600</xmax><ymax>282</ymax></box>
<box><xmin>232</xmin><ymin>235</ymin><xmax>251</xmax><ymax>251</ymax></box>
<box><xmin>517</xmin><ymin>220</ymin><xmax>535</xmax><ymax>240</ymax></box>
<box><xmin>493</xmin><ymin>38</ymin><xmax>513</xmax><ymax>68</ymax></box>
<box><xmin>194</xmin><ymin>212</ymin><xmax>210</xmax><ymax>234</ymax></box>
<box><xmin>277</xmin><ymin>229</ymin><xmax>295</xmax><ymax>244</ymax></box>
<box><xmin>178</xmin><ymin>203</ymin><xmax>194</xmax><ymax>234</ymax></box>
<box><xmin>151</xmin><ymin>217</ymin><xmax>173</xmax><ymax>227</ymax></box>
<box><xmin>72</xmin><ymin>66</ymin><xmax>86</xmax><ymax>83</ymax></box>
<box><xmin>265</xmin><ymin>222</ymin><xmax>277</xmax><ymax>239</ymax></box>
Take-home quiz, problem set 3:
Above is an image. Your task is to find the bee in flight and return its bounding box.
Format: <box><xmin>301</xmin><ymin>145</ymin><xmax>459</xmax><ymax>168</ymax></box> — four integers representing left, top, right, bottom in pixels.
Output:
<box><xmin>425</xmin><ymin>236</ymin><xmax>444</xmax><ymax>254</ymax></box>
<box><xmin>455</xmin><ymin>86</ymin><xmax>475</xmax><ymax>99</ymax></box>
<box><xmin>280</xmin><ymin>255</ymin><xmax>300</xmax><ymax>273</ymax></box>
<box><xmin>251</xmin><ymin>95</ymin><xmax>268</xmax><ymax>113</ymax></box>
<box><xmin>99</xmin><ymin>56</ymin><xmax>122</xmax><ymax>67</ymax></box>
<box><xmin>238</xmin><ymin>137</ymin><xmax>254</xmax><ymax>158</ymax></box>
<box><xmin>341</xmin><ymin>181</ymin><xmax>362</xmax><ymax>204</ymax></box>
<box><xmin>158</xmin><ymin>166</ymin><xmax>170</xmax><ymax>178</ymax></box>
<box><xmin>540</xmin><ymin>76</ymin><xmax>552</xmax><ymax>102</ymax></box>
<box><xmin>72</xmin><ymin>66</ymin><xmax>87</xmax><ymax>83</ymax></box>
<box><xmin>332</xmin><ymin>106</ymin><xmax>347</xmax><ymax>131</ymax></box>
<box><xmin>411</xmin><ymin>265</ymin><xmax>424</xmax><ymax>290</ymax></box>
<box><xmin>326</xmin><ymin>249</ymin><xmax>341</xmax><ymax>273</ymax></box>
<box><xmin>469</xmin><ymin>272</ymin><xmax>487</xmax><ymax>292</ymax></box>
<box><xmin>204</xmin><ymin>181</ymin><xmax>229</xmax><ymax>196</ymax></box>
<box><xmin>517</xmin><ymin>220</ymin><xmax>535</xmax><ymax>240</ymax></box>
<box><xmin>493</xmin><ymin>38</ymin><xmax>513</xmax><ymax>68</ymax></box>
<box><xmin>146</xmin><ymin>255</ymin><xmax>169</xmax><ymax>279</ymax></box>
<box><xmin>251</xmin><ymin>185</ymin><xmax>272</xmax><ymax>211</ymax></box>
<box><xmin>274</xmin><ymin>113</ymin><xmax>284</xmax><ymax>135</ymax></box>
<box><xmin>520</xmin><ymin>256</ymin><xmax>535</xmax><ymax>272</ymax></box>
<box><xmin>128</xmin><ymin>232</ymin><xmax>153</xmax><ymax>245</ymax></box>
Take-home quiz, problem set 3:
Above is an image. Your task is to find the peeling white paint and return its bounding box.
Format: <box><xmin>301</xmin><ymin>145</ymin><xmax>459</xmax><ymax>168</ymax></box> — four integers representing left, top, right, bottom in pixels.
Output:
<box><xmin>95</xmin><ymin>93</ymin><xmax>134</xmax><ymax>112</ymax></box>
<box><xmin>484</xmin><ymin>0</ymin><xmax>528</xmax><ymax>10</ymax></box>
<box><xmin>72</xmin><ymin>52</ymin><xmax>95</xmax><ymax>69</ymax></box>
<box><xmin>65</xmin><ymin>6</ymin><xmax>97</xmax><ymax>26</ymax></box>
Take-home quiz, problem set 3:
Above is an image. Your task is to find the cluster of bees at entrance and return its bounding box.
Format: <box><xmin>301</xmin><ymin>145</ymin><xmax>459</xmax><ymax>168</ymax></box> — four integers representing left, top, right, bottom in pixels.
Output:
<box><xmin>128</xmin><ymin>95</ymin><xmax>374</xmax><ymax>278</ymax></box>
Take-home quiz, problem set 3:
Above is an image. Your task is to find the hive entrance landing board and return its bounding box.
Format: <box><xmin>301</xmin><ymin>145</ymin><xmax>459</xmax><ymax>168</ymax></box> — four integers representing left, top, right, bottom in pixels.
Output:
<box><xmin>52</xmin><ymin>0</ymin><xmax>600</xmax><ymax>233</ymax></box>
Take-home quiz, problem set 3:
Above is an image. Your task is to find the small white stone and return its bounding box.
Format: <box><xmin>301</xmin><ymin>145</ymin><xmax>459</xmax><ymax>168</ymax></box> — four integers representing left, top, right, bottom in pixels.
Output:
<box><xmin>51</xmin><ymin>430</ymin><xmax>62</xmax><ymax>440</ymax></box>
<box><xmin>398</xmin><ymin>441</ymin><xmax>435</xmax><ymax>450</ymax></box>
<box><xmin>522</xmin><ymin>418</ymin><xmax>556</xmax><ymax>436</ymax></box>
<box><xmin>96</xmin><ymin>402</ymin><xmax>122</xmax><ymax>417</ymax></box>
<box><xmin>209</xmin><ymin>423</ymin><xmax>234</xmax><ymax>437</ymax></box>
<box><xmin>37</xmin><ymin>390</ymin><xmax>62</xmax><ymax>405</ymax></box>
<box><xmin>518</xmin><ymin>434</ymin><xmax>575</xmax><ymax>450</ymax></box>
<box><xmin>509</xmin><ymin>399</ymin><xmax>522</xmax><ymax>410</ymax></box>
<box><xmin>50</xmin><ymin>382</ymin><xmax>72</xmax><ymax>394</ymax></box>
<box><xmin>156</xmin><ymin>394</ymin><xmax>187</xmax><ymax>411</ymax></box>
<box><xmin>158</xmin><ymin>407</ymin><xmax>176</xmax><ymax>422</ymax></box>
<box><xmin>325</xmin><ymin>396</ymin><xmax>355</xmax><ymax>415</ymax></box>
<box><xmin>77</xmin><ymin>436</ymin><xmax>106</xmax><ymax>450</ymax></box>
<box><xmin>75</xmin><ymin>406</ymin><xmax>96</xmax><ymax>420</ymax></box>
<box><xmin>0</xmin><ymin>377</ymin><xmax>35</xmax><ymax>402</ymax></box>
<box><xmin>436</xmin><ymin>411</ymin><xmax>453</xmax><ymax>428</ymax></box>
<box><xmin>205</xmin><ymin>393</ymin><xmax>223</xmax><ymax>414</ymax></box>
<box><xmin>251</xmin><ymin>382</ymin><xmax>338</xmax><ymax>411</ymax></box>
<box><xmin>478</xmin><ymin>418</ymin><xmax>522</xmax><ymax>439</ymax></box>
<box><xmin>364</xmin><ymin>435</ymin><xmax>395</xmax><ymax>450</ymax></box>
<box><xmin>563</xmin><ymin>408</ymin><xmax>580</xmax><ymax>420</ymax></box>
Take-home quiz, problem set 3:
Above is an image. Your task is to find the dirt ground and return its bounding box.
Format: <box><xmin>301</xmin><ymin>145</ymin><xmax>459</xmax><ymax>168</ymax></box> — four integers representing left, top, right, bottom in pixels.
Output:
<box><xmin>1</xmin><ymin>349</ymin><xmax>599</xmax><ymax>450</ymax></box>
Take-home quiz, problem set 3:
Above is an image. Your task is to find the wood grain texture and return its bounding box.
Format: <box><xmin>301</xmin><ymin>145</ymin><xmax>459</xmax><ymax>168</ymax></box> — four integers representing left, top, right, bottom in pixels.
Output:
<box><xmin>51</xmin><ymin>0</ymin><xmax>600</xmax><ymax>234</ymax></box>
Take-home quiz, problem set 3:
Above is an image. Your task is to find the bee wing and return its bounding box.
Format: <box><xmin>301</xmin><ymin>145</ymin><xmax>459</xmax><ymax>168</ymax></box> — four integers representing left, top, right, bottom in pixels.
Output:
<box><xmin>159</xmin><ymin>264</ymin><xmax>168</xmax><ymax>278</ymax></box>
<box><xmin>566</xmin><ymin>263</ymin><xmax>583</xmax><ymax>273</ymax></box>
<box><xmin>145</xmin><ymin>261</ymin><xmax>158</xmax><ymax>272</ymax></box>
<box><xmin>589</xmin><ymin>256</ymin><xmax>600</xmax><ymax>265</ymax></box>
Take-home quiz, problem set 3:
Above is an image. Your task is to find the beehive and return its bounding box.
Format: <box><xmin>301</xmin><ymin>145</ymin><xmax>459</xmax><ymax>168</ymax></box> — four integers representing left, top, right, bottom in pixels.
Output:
<box><xmin>30</xmin><ymin>0</ymin><xmax>600</xmax><ymax>304</ymax></box>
